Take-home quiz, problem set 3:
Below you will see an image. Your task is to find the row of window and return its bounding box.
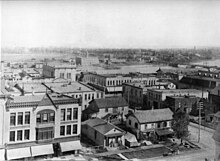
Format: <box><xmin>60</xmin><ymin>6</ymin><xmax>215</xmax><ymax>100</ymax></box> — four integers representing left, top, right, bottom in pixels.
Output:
<box><xmin>60</xmin><ymin>73</ymin><xmax>72</xmax><ymax>79</ymax></box>
<box><xmin>60</xmin><ymin>108</ymin><xmax>78</xmax><ymax>121</ymax></box>
<box><xmin>60</xmin><ymin>124</ymin><xmax>77</xmax><ymax>136</ymax></box>
<box><xmin>36</xmin><ymin>127</ymin><xmax>54</xmax><ymax>141</ymax></box>
<box><xmin>10</xmin><ymin>129</ymin><xmax>30</xmax><ymax>142</ymax></box>
<box><xmin>10</xmin><ymin>112</ymin><xmax>30</xmax><ymax>126</ymax></box>
<box><xmin>37</xmin><ymin>112</ymin><xmax>55</xmax><ymax>124</ymax></box>
<box><xmin>107</xmin><ymin>79</ymin><xmax>131</xmax><ymax>86</ymax></box>
<box><xmin>84</xmin><ymin>93</ymin><xmax>94</xmax><ymax>101</ymax></box>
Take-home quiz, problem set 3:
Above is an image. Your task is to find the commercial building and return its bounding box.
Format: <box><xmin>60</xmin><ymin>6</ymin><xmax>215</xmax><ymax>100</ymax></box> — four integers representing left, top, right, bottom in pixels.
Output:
<box><xmin>126</xmin><ymin>108</ymin><xmax>173</xmax><ymax>140</ymax></box>
<box><xmin>42</xmin><ymin>63</ymin><xmax>77</xmax><ymax>81</ymax></box>
<box><xmin>0</xmin><ymin>93</ymin><xmax>82</xmax><ymax>160</ymax></box>
<box><xmin>147</xmin><ymin>89</ymin><xmax>208</xmax><ymax>109</ymax></box>
<box><xmin>209</xmin><ymin>85</ymin><xmax>220</xmax><ymax>113</ymax></box>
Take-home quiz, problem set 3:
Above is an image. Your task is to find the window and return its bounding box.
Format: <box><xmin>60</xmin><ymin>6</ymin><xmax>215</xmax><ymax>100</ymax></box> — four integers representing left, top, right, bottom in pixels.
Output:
<box><xmin>10</xmin><ymin>131</ymin><xmax>15</xmax><ymax>142</ymax></box>
<box><xmin>72</xmin><ymin>125</ymin><xmax>77</xmax><ymax>134</ymax></box>
<box><xmin>60</xmin><ymin>73</ymin><xmax>64</xmax><ymax>78</ymax></box>
<box><xmin>129</xmin><ymin>120</ymin><xmax>131</xmax><ymax>125</ymax></box>
<box><xmin>135</xmin><ymin>123</ymin><xmax>138</xmax><ymax>129</ymax></box>
<box><xmin>67</xmin><ymin>108</ymin><xmax>72</xmax><ymax>120</ymax></box>
<box><xmin>67</xmin><ymin>73</ymin><xmax>71</xmax><ymax>79</ymax></box>
<box><xmin>24</xmin><ymin>129</ymin><xmax>30</xmax><ymax>140</ymax></box>
<box><xmin>10</xmin><ymin>113</ymin><xmax>16</xmax><ymax>126</ymax></box>
<box><xmin>25</xmin><ymin>112</ymin><xmax>30</xmax><ymax>124</ymax></box>
<box><xmin>88</xmin><ymin>94</ymin><xmax>91</xmax><ymax>100</ymax></box>
<box><xmin>61</xmin><ymin>109</ymin><xmax>65</xmax><ymax>121</ymax></box>
<box><xmin>151</xmin><ymin>123</ymin><xmax>154</xmax><ymax>128</ymax></box>
<box><xmin>105</xmin><ymin>108</ymin><xmax>108</xmax><ymax>113</ymax></box>
<box><xmin>17</xmin><ymin>130</ymin><xmax>22</xmax><ymax>141</ymax></box>
<box><xmin>17</xmin><ymin>112</ymin><xmax>23</xmax><ymax>125</ymax></box>
<box><xmin>67</xmin><ymin>125</ymin><xmax>71</xmax><ymax>135</ymax></box>
<box><xmin>92</xmin><ymin>94</ymin><xmax>94</xmax><ymax>99</ymax></box>
<box><xmin>43</xmin><ymin>113</ymin><xmax>48</xmax><ymax>123</ymax></box>
<box><xmin>49</xmin><ymin>112</ymin><xmax>55</xmax><ymax>122</ymax></box>
<box><xmin>73</xmin><ymin>108</ymin><xmax>78</xmax><ymax>120</ymax></box>
<box><xmin>97</xmin><ymin>93</ymin><xmax>99</xmax><ymax>99</ymax></box>
<box><xmin>163</xmin><ymin>121</ymin><xmax>167</xmax><ymax>127</ymax></box>
<box><xmin>37</xmin><ymin>114</ymin><xmax>41</xmax><ymax>123</ymax></box>
<box><xmin>36</xmin><ymin>127</ymin><xmax>54</xmax><ymax>141</ymax></box>
<box><xmin>60</xmin><ymin>126</ymin><xmax>65</xmax><ymax>136</ymax></box>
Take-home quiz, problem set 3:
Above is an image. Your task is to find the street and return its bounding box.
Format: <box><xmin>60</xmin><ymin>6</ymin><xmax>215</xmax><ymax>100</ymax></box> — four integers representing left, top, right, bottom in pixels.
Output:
<box><xmin>144</xmin><ymin>122</ymin><xmax>216</xmax><ymax>161</ymax></box>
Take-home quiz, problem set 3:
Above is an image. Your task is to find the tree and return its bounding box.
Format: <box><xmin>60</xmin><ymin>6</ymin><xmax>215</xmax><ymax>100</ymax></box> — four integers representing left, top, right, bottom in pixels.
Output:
<box><xmin>172</xmin><ymin>110</ymin><xmax>189</xmax><ymax>143</ymax></box>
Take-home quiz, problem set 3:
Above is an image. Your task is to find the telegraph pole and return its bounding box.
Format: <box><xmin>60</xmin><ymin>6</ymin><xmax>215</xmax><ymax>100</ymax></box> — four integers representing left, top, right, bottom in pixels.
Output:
<box><xmin>198</xmin><ymin>88</ymin><xmax>204</xmax><ymax>143</ymax></box>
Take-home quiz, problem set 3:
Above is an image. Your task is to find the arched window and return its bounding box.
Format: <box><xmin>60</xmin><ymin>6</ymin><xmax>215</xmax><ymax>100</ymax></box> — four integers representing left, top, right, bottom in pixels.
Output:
<box><xmin>135</xmin><ymin>122</ymin><xmax>138</xmax><ymax>129</ymax></box>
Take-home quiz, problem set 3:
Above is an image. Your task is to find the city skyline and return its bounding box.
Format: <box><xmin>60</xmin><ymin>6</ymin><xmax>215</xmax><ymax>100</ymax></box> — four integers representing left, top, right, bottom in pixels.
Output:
<box><xmin>1</xmin><ymin>0</ymin><xmax>220</xmax><ymax>49</ymax></box>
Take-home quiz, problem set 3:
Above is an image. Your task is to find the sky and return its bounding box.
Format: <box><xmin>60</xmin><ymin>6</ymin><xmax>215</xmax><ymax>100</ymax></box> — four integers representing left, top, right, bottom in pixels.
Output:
<box><xmin>1</xmin><ymin>0</ymin><xmax>220</xmax><ymax>49</ymax></box>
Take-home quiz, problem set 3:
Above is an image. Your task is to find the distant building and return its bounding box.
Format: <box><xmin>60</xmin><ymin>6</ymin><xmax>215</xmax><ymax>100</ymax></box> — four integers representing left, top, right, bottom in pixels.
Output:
<box><xmin>179</xmin><ymin>75</ymin><xmax>220</xmax><ymax>90</ymax></box>
<box><xmin>0</xmin><ymin>93</ymin><xmax>82</xmax><ymax>160</ymax></box>
<box><xmin>82</xmin><ymin>118</ymin><xmax>125</xmax><ymax>148</ymax></box>
<box><xmin>42</xmin><ymin>63</ymin><xmax>77</xmax><ymax>81</ymax></box>
<box><xmin>147</xmin><ymin>89</ymin><xmax>208</xmax><ymax>109</ymax></box>
<box><xmin>22</xmin><ymin>68</ymin><xmax>41</xmax><ymax>78</ymax></box>
<box><xmin>82</xmin><ymin>96</ymin><xmax>128</xmax><ymax>122</ymax></box>
<box><xmin>126</xmin><ymin>108</ymin><xmax>173</xmax><ymax>140</ymax></box>
<box><xmin>198</xmin><ymin>68</ymin><xmax>220</xmax><ymax>79</ymax></box>
<box><xmin>75</xmin><ymin>56</ymin><xmax>99</xmax><ymax>66</ymax></box>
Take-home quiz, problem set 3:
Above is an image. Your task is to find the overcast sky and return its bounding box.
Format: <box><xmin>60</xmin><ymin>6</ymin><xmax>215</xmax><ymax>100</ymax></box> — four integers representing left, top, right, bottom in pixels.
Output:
<box><xmin>1</xmin><ymin>0</ymin><xmax>220</xmax><ymax>48</ymax></box>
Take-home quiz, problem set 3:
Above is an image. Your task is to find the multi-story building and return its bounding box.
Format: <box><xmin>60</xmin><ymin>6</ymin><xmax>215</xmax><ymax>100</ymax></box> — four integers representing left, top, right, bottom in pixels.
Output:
<box><xmin>83</xmin><ymin>72</ymin><xmax>159</xmax><ymax>95</ymax></box>
<box><xmin>11</xmin><ymin>81</ymin><xmax>104</xmax><ymax>111</ymax></box>
<box><xmin>209</xmin><ymin>85</ymin><xmax>220</xmax><ymax>113</ymax></box>
<box><xmin>198</xmin><ymin>68</ymin><xmax>220</xmax><ymax>79</ymax></box>
<box><xmin>126</xmin><ymin>108</ymin><xmax>173</xmax><ymax>140</ymax></box>
<box><xmin>0</xmin><ymin>93</ymin><xmax>82</xmax><ymax>160</ymax></box>
<box><xmin>165</xmin><ymin>95</ymin><xmax>199</xmax><ymax>114</ymax></box>
<box><xmin>83</xmin><ymin>72</ymin><xmax>132</xmax><ymax>95</ymax></box>
<box><xmin>147</xmin><ymin>89</ymin><xmax>208</xmax><ymax>109</ymax></box>
<box><xmin>42</xmin><ymin>63</ymin><xmax>77</xmax><ymax>81</ymax></box>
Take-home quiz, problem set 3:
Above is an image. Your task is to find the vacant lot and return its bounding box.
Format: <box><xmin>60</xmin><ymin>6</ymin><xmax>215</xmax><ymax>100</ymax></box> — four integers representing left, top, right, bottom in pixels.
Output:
<box><xmin>122</xmin><ymin>147</ymin><xmax>169</xmax><ymax>159</ymax></box>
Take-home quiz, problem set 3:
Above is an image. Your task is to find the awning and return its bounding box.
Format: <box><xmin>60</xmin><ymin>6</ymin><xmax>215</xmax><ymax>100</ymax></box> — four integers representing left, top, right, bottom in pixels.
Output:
<box><xmin>0</xmin><ymin>149</ymin><xmax>5</xmax><ymax>161</ymax></box>
<box><xmin>7</xmin><ymin>147</ymin><xmax>31</xmax><ymax>160</ymax></box>
<box><xmin>60</xmin><ymin>140</ymin><xmax>82</xmax><ymax>152</ymax></box>
<box><xmin>156</xmin><ymin>129</ymin><xmax>174</xmax><ymax>136</ymax></box>
<box><xmin>31</xmin><ymin>144</ymin><xmax>54</xmax><ymax>157</ymax></box>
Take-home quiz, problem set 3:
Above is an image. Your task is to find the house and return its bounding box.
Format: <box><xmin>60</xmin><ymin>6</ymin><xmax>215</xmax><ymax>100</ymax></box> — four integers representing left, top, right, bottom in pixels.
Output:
<box><xmin>82</xmin><ymin>118</ymin><xmax>125</xmax><ymax>148</ymax></box>
<box><xmin>126</xmin><ymin>108</ymin><xmax>173</xmax><ymax>140</ymax></box>
<box><xmin>0</xmin><ymin>93</ymin><xmax>82</xmax><ymax>160</ymax></box>
<box><xmin>82</xmin><ymin>96</ymin><xmax>129</xmax><ymax>122</ymax></box>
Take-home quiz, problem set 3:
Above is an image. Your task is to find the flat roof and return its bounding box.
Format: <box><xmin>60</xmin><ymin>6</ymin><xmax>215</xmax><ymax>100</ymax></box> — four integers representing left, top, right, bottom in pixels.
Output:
<box><xmin>149</xmin><ymin>88</ymin><xmax>204</xmax><ymax>93</ymax></box>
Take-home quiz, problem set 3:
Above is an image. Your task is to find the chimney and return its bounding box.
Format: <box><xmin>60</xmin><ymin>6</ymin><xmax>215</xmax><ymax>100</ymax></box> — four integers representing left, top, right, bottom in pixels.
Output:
<box><xmin>152</xmin><ymin>106</ymin><xmax>154</xmax><ymax>111</ymax></box>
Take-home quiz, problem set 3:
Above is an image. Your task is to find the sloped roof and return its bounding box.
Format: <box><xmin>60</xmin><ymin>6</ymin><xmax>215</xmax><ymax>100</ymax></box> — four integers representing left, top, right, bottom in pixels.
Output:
<box><xmin>83</xmin><ymin>118</ymin><xmax>124</xmax><ymax>135</ymax></box>
<box><xmin>213</xmin><ymin>122</ymin><xmax>220</xmax><ymax>142</ymax></box>
<box><xmin>131</xmin><ymin>108</ymin><xmax>173</xmax><ymax>123</ymax></box>
<box><xmin>93</xmin><ymin>96</ymin><xmax>128</xmax><ymax>109</ymax></box>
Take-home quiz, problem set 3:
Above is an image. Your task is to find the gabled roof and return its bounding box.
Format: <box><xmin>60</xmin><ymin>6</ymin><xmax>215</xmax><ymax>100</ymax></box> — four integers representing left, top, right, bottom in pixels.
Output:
<box><xmin>83</xmin><ymin>118</ymin><xmax>124</xmax><ymax>135</ymax></box>
<box><xmin>93</xmin><ymin>96</ymin><xmax>128</xmax><ymax>109</ymax></box>
<box><xmin>130</xmin><ymin>108</ymin><xmax>173</xmax><ymax>124</ymax></box>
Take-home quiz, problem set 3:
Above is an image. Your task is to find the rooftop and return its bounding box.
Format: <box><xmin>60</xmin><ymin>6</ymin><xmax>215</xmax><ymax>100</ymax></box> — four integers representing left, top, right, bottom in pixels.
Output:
<box><xmin>45</xmin><ymin>62</ymin><xmax>76</xmax><ymax>69</ymax></box>
<box><xmin>149</xmin><ymin>88</ymin><xmax>204</xmax><ymax>93</ymax></box>
<box><xmin>131</xmin><ymin>108</ymin><xmax>173</xmax><ymax>123</ymax></box>
<box><xmin>83</xmin><ymin>118</ymin><xmax>124</xmax><ymax>135</ymax></box>
<box><xmin>92</xmin><ymin>96</ymin><xmax>128</xmax><ymax>109</ymax></box>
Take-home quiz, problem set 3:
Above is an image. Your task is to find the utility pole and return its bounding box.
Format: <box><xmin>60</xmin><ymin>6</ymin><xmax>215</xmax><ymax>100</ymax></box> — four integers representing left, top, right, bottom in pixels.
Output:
<box><xmin>198</xmin><ymin>88</ymin><xmax>204</xmax><ymax>143</ymax></box>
